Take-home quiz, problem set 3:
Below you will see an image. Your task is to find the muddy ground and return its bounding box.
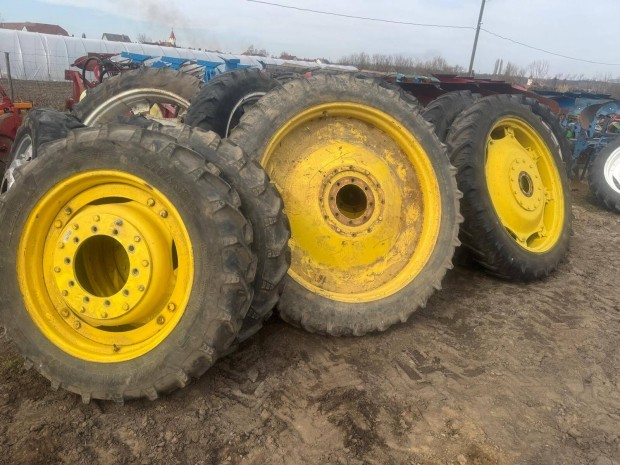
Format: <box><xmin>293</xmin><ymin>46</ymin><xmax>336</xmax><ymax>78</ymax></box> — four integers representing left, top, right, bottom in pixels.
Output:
<box><xmin>0</xmin><ymin>182</ymin><xmax>619</xmax><ymax>465</ymax></box>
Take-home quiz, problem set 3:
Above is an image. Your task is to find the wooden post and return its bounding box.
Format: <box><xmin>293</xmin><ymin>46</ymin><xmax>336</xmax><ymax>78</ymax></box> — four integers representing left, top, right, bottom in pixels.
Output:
<box><xmin>4</xmin><ymin>52</ymin><xmax>15</xmax><ymax>101</ymax></box>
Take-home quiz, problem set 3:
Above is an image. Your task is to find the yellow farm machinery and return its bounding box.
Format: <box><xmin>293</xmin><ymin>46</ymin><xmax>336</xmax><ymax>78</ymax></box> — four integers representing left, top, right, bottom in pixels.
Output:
<box><xmin>0</xmin><ymin>66</ymin><xmax>574</xmax><ymax>402</ymax></box>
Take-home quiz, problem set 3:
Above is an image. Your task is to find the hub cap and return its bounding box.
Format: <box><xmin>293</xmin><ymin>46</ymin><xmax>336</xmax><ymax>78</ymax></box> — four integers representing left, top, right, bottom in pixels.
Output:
<box><xmin>486</xmin><ymin>117</ymin><xmax>565</xmax><ymax>252</ymax></box>
<box><xmin>17</xmin><ymin>170</ymin><xmax>194</xmax><ymax>362</ymax></box>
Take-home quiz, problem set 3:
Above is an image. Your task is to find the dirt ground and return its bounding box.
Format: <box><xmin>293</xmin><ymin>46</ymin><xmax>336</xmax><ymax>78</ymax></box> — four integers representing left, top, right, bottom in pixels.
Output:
<box><xmin>0</xmin><ymin>182</ymin><xmax>619</xmax><ymax>465</ymax></box>
<box><xmin>0</xmin><ymin>79</ymin><xmax>72</xmax><ymax>111</ymax></box>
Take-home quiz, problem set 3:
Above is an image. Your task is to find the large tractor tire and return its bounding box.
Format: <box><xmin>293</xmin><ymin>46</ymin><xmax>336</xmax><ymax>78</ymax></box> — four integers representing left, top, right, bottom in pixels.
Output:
<box><xmin>0</xmin><ymin>125</ymin><xmax>256</xmax><ymax>402</ymax></box>
<box><xmin>423</xmin><ymin>91</ymin><xmax>480</xmax><ymax>141</ymax></box>
<box><xmin>72</xmin><ymin>67</ymin><xmax>202</xmax><ymax>125</ymax></box>
<box><xmin>587</xmin><ymin>139</ymin><xmax>620</xmax><ymax>213</ymax></box>
<box><xmin>185</xmin><ymin>68</ymin><xmax>280</xmax><ymax>137</ymax></box>
<box><xmin>447</xmin><ymin>94</ymin><xmax>571</xmax><ymax>280</ymax></box>
<box><xmin>130</xmin><ymin>121</ymin><xmax>291</xmax><ymax>341</ymax></box>
<box><xmin>227</xmin><ymin>74</ymin><xmax>461</xmax><ymax>336</ymax></box>
<box><xmin>2</xmin><ymin>108</ymin><xmax>84</xmax><ymax>193</ymax></box>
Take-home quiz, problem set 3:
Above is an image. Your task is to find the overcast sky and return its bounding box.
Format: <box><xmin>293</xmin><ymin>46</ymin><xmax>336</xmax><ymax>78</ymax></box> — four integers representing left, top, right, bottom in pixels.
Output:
<box><xmin>3</xmin><ymin>0</ymin><xmax>619</xmax><ymax>78</ymax></box>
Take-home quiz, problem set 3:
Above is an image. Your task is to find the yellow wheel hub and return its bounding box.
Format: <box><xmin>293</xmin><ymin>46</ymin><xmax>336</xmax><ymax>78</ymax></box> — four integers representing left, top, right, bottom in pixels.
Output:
<box><xmin>18</xmin><ymin>170</ymin><xmax>193</xmax><ymax>363</ymax></box>
<box><xmin>261</xmin><ymin>103</ymin><xmax>441</xmax><ymax>303</ymax></box>
<box><xmin>486</xmin><ymin>117</ymin><xmax>564</xmax><ymax>252</ymax></box>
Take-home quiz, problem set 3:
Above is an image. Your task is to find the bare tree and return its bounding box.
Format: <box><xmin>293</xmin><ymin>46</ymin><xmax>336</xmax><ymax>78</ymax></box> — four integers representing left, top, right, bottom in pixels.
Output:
<box><xmin>527</xmin><ymin>60</ymin><xmax>550</xmax><ymax>80</ymax></box>
<box><xmin>242</xmin><ymin>45</ymin><xmax>268</xmax><ymax>57</ymax></box>
<box><xmin>503</xmin><ymin>61</ymin><xmax>524</xmax><ymax>78</ymax></box>
<box><xmin>136</xmin><ymin>33</ymin><xmax>152</xmax><ymax>43</ymax></box>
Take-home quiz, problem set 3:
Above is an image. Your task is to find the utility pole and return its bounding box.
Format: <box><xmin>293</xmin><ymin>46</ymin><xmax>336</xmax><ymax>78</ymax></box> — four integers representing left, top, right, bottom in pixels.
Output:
<box><xmin>467</xmin><ymin>0</ymin><xmax>486</xmax><ymax>76</ymax></box>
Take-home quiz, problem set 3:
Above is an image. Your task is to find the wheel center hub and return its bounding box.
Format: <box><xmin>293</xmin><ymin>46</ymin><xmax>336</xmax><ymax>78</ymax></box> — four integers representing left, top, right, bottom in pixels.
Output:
<box><xmin>320</xmin><ymin>166</ymin><xmax>385</xmax><ymax>236</ymax></box>
<box><xmin>509</xmin><ymin>158</ymin><xmax>542</xmax><ymax>211</ymax></box>
<box><xmin>52</xmin><ymin>211</ymin><xmax>153</xmax><ymax>322</ymax></box>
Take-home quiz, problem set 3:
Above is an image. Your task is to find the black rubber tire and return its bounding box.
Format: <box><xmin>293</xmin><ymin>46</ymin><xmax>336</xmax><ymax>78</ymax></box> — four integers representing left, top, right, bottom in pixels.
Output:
<box><xmin>1</xmin><ymin>108</ymin><xmax>84</xmax><ymax>193</ymax></box>
<box><xmin>229</xmin><ymin>73</ymin><xmax>461</xmax><ymax>336</ymax></box>
<box><xmin>446</xmin><ymin>94</ymin><xmax>572</xmax><ymax>280</ymax></box>
<box><xmin>587</xmin><ymin>139</ymin><xmax>620</xmax><ymax>213</ymax></box>
<box><xmin>72</xmin><ymin>67</ymin><xmax>202</xmax><ymax>125</ymax></box>
<box><xmin>184</xmin><ymin>68</ymin><xmax>280</xmax><ymax>137</ymax></box>
<box><xmin>135</xmin><ymin>122</ymin><xmax>291</xmax><ymax>341</ymax></box>
<box><xmin>0</xmin><ymin>124</ymin><xmax>256</xmax><ymax>402</ymax></box>
<box><xmin>422</xmin><ymin>91</ymin><xmax>480</xmax><ymax>142</ymax></box>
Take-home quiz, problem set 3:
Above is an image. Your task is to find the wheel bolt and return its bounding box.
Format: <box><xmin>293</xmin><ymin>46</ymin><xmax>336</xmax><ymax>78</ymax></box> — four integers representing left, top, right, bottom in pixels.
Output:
<box><xmin>93</xmin><ymin>215</ymin><xmax>100</xmax><ymax>222</ymax></box>
<box><xmin>138</xmin><ymin>285</ymin><xmax>145</xmax><ymax>292</ymax></box>
<box><xmin>54</xmin><ymin>220</ymin><xmax>62</xmax><ymax>229</ymax></box>
<box><xmin>142</xmin><ymin>260</ymin><xmax>149</xmax><ymax>267</ymax></box>
<box><xmin>60</xmin><ymin>309</ymin><xmax>69</xmax><ymax>318</ymax></box>
<box><xmin>157</xmin><ymin>316</ymin><xmax>165</xmax><ymax>325</ymax></box>
<box><xmin>72</xmin><ymin>224</ymin><xmax>79</xmax><ymax>230</ymax></box>
<box><xmin>61</xmin><ymin>290</ymin><xmax>68</xmax><ymax>297</ymax></box>
<box><xmin>168</xmin><ymin>303</ymin><xmax>176</xmax><ymax>312</ymax></box>
<box><xmin>160</xmin><ymin>210</ymin><xmax>168</xmax><ymax>218</ymax></box>
<box><xmin>54</xmin><ymin>267</ymin><xmax>61</xmax><ymax>273</ymax></box>
<box><xmin>64</xmin><ymin>207</ymin><xmax>72</xmax><ymax>215</ymax></box>
<box><xmin>115</xmin><ymin>219</ymin><xmax>123</xmax><ymax>226</ymax></box>
<box><xmin>122</xmin><ymin>303</ymin><xmax>130</xmax><ymax>311</ymax></box>
<box><xmin>113</xmin><ymin>345</ymin><xmax>120</xmax><ymax>353</ymax></box>
<box><xmin>147</xmin><ymin>198</ymin><xmax>155</xmax><ymax>207</ymax></box>
<box><xmin>80</xmin><ymin>307</ymin><xmax>86</xmax><ymax>313</ymax></box>
<box><xmin>57</xmin><ymin>243</ymin><xmax>64</xmax><ymax>249</ymax></box>
<box><xmin>73</xmin><ymin>321</ymin><xmax>81</xmax><ymax>329</ymax></box>
<box><xmin>134</xmin><ymin>236</ymin><xmax>141</xmax><ymax>242</ymax></box>
<box><xmin>101</xmin><ymin>312</ymin><xmax>108</xmax><ymax>318</ymax></box>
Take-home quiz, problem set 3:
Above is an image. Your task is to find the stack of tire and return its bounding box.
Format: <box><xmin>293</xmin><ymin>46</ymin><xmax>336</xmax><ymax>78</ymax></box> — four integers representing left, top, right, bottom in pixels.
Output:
<box><xmin>0</xmin><ymin>67</ymin><xmax>572</xmax><ymax>403</ymax></box>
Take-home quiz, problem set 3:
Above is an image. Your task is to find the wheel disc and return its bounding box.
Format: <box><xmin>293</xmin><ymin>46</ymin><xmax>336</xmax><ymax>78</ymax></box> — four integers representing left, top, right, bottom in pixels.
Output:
<box><xmin>261</xmin><ymin>102</ymin><xmax>441</xmax><ymax>303</ymax></box>
<box><xmin>486</xmin><ymin>117</ymin><xmax>565</xmax><ymax>252</ymax></box>
<box><xmin>603</xmin><ymin>146</ymin><xmax>620</xmax><ymax>194</ymax></box>
<box><xmin>82</xmin><ymin>88</ymin><xmax>190</xmax><ymax>125</ymax></box>
<box><xmin>17</xmin><ymin>170</ymin><xmax>193</xmax><ymax>362</ymax></box>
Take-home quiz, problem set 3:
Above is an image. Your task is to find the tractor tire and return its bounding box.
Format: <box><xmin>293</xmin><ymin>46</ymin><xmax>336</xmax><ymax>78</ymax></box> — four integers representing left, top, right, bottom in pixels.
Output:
<box><xmin>229</xmin><ymin>74</ymin><xmax>461</xmax><ymax>336</ymax></box>
<box><xmin>447</xmin><ymin>94</ymin><xmax>571</xmax><ymax>280</ymax></box>
<box><xmin>587</xmin><ymin>139</ymin><xmax>620</xmax><ymax>213</ymax></box>
<box><xmin>185</xmin><ymin>68</ymin><xmax>279</xmax><ymax>137</ymax></box>
<box><xmin>72</xmin><ymin>67</ymin><xmax>202</xmax><ymax>125</ymax></box>
<box><xmin>132</xmin><ymin>121</ymin><xmax>291</xmax><ymax>341</ymax></box>
<box><xmin>2</xmin><ymin>108</ymin><xmax>84</xmax><ymax>193</ymax></box>
<box><xmin>0</xmin><ymin>124</ymin><xmax>256</xmax><ymax>402</ymax></box>
<box><xmin>423</xmin><ymin>91</ymin><xmax>480</xmax><ymax>141</ymax></box>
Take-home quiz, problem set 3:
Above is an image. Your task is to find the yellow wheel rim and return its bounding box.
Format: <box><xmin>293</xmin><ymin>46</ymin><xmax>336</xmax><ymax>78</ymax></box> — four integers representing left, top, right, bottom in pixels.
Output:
<box><xmin>261</xmin><ymin>103</ymin><xmax>441</xmax><ymax>303</ymax></box>
<box><xmin>17</xmin><ymin>170</ymin><xmax>194</xmax><ymax>363</ymax></box>
<box><xmin>486</xmin><ymin>117</ymin><xmax>565</xmax><ymax>252</ymax></box>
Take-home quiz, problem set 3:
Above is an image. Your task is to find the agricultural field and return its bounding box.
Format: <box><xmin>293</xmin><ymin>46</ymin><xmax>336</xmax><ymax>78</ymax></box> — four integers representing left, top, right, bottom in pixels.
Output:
<box><xmin>1</xmin><ymin>183</ymin><xmax>618</xmax><ymax>465</ymax></box>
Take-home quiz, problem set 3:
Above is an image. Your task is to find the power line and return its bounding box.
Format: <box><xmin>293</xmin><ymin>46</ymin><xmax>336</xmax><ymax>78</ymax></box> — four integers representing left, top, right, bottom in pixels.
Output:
<box><xmin>248</xmin><ymin>0</ymin><xmax>620</xmax><ymax>67</ymax></box>
<box><xmin>246</xmin><ymin>0</ymin><xmax>475</xmax><ymax>29</ymax></box>
<box><xmin>481</xmin><ymin>28</ymin><xmax>620</xmax><ymax>66</ymax></box>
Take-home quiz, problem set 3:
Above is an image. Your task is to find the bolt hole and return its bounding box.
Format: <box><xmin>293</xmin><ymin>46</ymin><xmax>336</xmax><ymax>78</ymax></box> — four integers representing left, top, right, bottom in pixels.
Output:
<box><xmin>91</xmin><ymin>226</ymin><xmax>98</xmax><ymax>233</ymax></box>
<box><xmin>64</xmin><ymin>257</ymin><xmax>71</xmax><ymax>265</ymax></box>
<box><xmin>73</xmin><ymin>237</ymin><xmax>79</xmax><ymax>244</ymax></box>
<box><xmin>83</xmin><ymin>296</ymin><xmax>90</xmax><ymax>303</ymax></box>
<box><xmin>112</xmin><ymin>229</ymin><xmax>119</xmax><ymax>236</ymax></box>
<box><xmin>103</xmin><ymin>300</ymin><xmax>111</xmax><ymax>307</ymax></box>
<box><xmin>128</xmin><ymin>245</ymin><xmax>135</xmax><ymax>253</ymax></box>
<box><xmin>68</xmin><ymin>280</ymin><xmax>75</xmax><ymax>287</ymax></box>
<box><xmin>122</xmin><ymin>289</ymin><xmax>129</xmax><ymax>297</ymax></box>
<box><xmin>132</xmin><ymin>268</ymin><xmax>139</xmax><ymax>277</ymax></box>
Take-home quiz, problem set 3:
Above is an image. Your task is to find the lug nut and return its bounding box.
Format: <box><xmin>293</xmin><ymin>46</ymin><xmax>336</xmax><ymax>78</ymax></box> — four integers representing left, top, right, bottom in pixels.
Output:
<box><xmin>113</xmin><ymin>344</ymin><xmax>120</xmax><ymax>352</ymax></box>
<box><xmin>73</xmin><ymin>321</ymin><xmax>81</xmax><ymax>329</ymax></box>
<box><xmin>58</xmin><ymin>243</ymin><xmax>64</xmax><ymax>249</ymax></box>
<box><xmin>101</xmin><ymin>312</ymin><xmax>108</xmax><ymax>318</ymax></box>
<box><xmin>146</xmin><ymin>198</ymin><xmax>155</xmax><ymax>207</ymax></box>
<box><xmin>54</xmin><ymin>220</ymin><xmax>62</xmax><ymax>229</ymax></box>
<box><xmin>61</xmin><ymin>290</ymin><xmax>68</xmax><ymax>297</ymax></box>
<box><xmin>122</xmin><ymin>303</ymin><xmax>130</xmax><ymax>311</ymax></box>
<box><xmin>72</xmin><ymin>224</ymin><xmax>79</xmax><ymax>230</ymax></box>
<box><xmin>138</xmin><ymin>285</ymin><xmax>145</xmax><ymax>292</ymax></box>
<box><xmin>54</xmin><ymin>267</ymin><xmax>61</xmax><ymax>273</ymax></box>
<box><xmin>115</xmin><ymin>219</ymin><xmax>123</xmax><ymax>226</ymax></box>
<box><xmin>134</xmin><ymin>236</ymin><xmax>141</xmax><ymax>242</ymax></box>
<box><xmin>142</xmin><ymin>260</ymin><xmax>149</xmax><ymax>267</ymax></box>
<box><xmin>60</xmin><ymin>309</ymin><xmax>69</xmax><ymax>318</ymax></box>
<box><xmin>167</xmin><ymin>303</ymin><xmax>176</xmax><ymax>312</ymax></box>
<box><xmin>93</xmin><ymin>215</ymin><xmax>100</xmax><ymax>222</ymax></box>
<box><xmin>64</xmin><ymin>207</ymin><xmax>72</xmax><ymax>215</ymax></box>
<box><xmin>157</xmin><ymin>316</ymin><xmax>165</xmax><ymax>325</ymax></box>
<box><xmin>159</xmin><ymin>210</ymin><xmax>168</xmax><ymax>218</ymax></box>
